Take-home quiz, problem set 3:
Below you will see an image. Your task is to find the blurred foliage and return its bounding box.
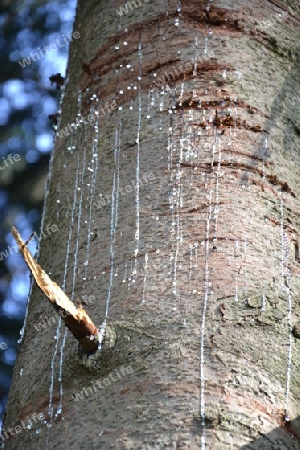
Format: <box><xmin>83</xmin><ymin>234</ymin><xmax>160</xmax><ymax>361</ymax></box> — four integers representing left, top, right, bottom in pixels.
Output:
<box><xmin>0</xmin><ymin>0</ymin><xmax>76</xmax><ymax>425</ymax></box>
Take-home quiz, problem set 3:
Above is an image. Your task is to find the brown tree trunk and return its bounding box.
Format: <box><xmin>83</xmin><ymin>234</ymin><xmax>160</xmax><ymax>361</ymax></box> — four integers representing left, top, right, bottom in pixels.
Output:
<box><xmin>2</xmin><ymin>0</ymin><xmax>300</xmax><ymax>448</ymax></box>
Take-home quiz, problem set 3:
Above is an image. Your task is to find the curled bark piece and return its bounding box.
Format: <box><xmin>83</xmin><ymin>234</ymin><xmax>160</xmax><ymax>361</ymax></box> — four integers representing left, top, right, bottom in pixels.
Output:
<box><xmin>49</xmin><ymin>72</ymin><xmax>65</xmax><ymax>89</ymax></box>
<box><xmin>11</xmin><ymin>226</ymin><xmax>100</xmax><ymax>353</ymax></box>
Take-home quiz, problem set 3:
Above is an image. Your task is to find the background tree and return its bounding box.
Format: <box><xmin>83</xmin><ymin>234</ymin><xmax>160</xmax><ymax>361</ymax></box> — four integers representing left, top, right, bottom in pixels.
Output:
<box><xmin>2</xmin><ymin>0</ymin><xmax>300</xmax><ymax>448</ymax></box>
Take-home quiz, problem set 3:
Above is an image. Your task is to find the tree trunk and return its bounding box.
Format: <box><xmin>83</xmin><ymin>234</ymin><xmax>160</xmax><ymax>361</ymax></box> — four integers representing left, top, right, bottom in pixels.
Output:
<box><xmin>2</xmin><ymin>0</ymin><xmax>300</xmax><ymax>448</ymax></box>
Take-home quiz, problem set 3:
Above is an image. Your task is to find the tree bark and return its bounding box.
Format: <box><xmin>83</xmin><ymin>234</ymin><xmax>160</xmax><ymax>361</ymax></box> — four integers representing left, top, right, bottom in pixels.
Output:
<box><xmin>2</xmin><ymin>0</ymin><xmax>300</xmax><ymax>448</ymax></box>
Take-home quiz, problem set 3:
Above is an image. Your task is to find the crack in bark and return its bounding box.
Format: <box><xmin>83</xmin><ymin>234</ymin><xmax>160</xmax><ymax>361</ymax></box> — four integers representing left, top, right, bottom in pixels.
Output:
<box><xmin>179</xmin><ymin>160</ymin><xmax>296</xmax><ymax>197</ymax></box>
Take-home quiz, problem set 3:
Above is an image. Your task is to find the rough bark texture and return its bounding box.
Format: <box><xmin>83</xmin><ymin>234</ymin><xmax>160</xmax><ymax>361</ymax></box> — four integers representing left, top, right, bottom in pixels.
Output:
<box><xmin>2</xmin><ymin>0</ymin><xmax>300</xmax><ymax>449</ymax></box>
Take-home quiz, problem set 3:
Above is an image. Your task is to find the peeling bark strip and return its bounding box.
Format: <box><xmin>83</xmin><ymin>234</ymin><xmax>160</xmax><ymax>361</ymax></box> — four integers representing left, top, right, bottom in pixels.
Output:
<box><xmin>11</xmin><ymin>227</ymin><xmax>100</xmax><ymax>353</ymax></box>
